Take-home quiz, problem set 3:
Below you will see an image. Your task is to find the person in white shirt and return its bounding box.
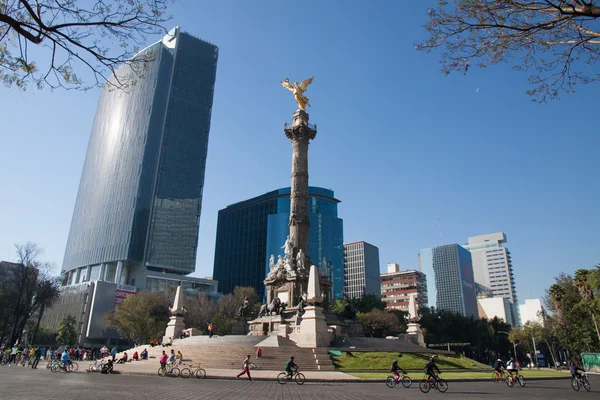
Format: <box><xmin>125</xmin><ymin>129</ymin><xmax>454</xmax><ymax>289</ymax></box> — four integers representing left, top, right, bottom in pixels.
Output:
<box><xmin>506</xmin><ymin>358</ymin><xmax>519</xmax><ymax>376</ymax></box>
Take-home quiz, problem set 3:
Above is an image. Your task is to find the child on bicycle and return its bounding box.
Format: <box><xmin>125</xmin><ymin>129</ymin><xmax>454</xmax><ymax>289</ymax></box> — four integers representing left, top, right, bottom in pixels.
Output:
<box><xmin>390</xmin><ymin>359</ymin><xmax>406</xmax><ymax>383</ymax></box>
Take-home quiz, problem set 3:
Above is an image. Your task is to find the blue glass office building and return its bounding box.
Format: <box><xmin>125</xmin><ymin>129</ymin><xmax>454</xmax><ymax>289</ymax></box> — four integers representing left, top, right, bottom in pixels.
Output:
<box><xmin>61</xmin><ymin>27</ymin><xmax>218</xmax><ymax>289</ymax></box>
<box><xmin>418</xmin><ymin>244</ymin><xmax>478</xmax><ymax>317</ymax></box>
<box><xmin>213</xmin><ymin>187</ymin><xmax>344</xmax><ymax>299</ymax></box>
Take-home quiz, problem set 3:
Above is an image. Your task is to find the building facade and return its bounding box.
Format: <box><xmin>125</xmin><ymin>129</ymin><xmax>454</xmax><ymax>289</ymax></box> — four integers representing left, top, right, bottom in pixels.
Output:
<box><xmin>42</xmin><ymin>28</ymin><xmax>219</xmax><ymax>346</ymax></box>
<box><xmin>519</xmin><ymin>298</ymin><xmax>545</xmax><ymax>327</ymax></box>
<box><xmin>464</xmin><ymin>233</ymin><xmax>520</xmax><ymax>327</ymax></box>
<box><xmin>477</xmin><ymin>297</ymin><xmax>514</xmax><ymax>324</ymax></box>
<box><xmin>418</xmin><ymin>244</ymin><xmax>478</xmax><ymax>317</ymax></box>
<box><xmin>213</xmin><ymin>187</ymin><xmax>344</xmax><ymax>299</ymax></box>
<box><xmin>380</xmin><ymin>263</ymin><xmax>427</xmax><ymax>311</ymax></box>
<box><xmin>61</xmin><ymin>27</ymin><xmax>218</xmax><ymax>289</ymax></box>
<box><xmin>343</xmin><ymin>241</ymin><xmax>381</xmax><ymax>299</ymax></box>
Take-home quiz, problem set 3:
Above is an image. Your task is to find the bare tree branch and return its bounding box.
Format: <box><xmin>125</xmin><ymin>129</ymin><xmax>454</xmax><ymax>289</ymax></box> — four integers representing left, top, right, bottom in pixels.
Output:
<box><xmin>0</xmin><ymin>0</ymin><xmax>173</xmax><ymax>90</ymax></box>
<box><xmin>416</xmin><ymin>0</ymin><xmax>600</xmax><ymax>102</ymax></box>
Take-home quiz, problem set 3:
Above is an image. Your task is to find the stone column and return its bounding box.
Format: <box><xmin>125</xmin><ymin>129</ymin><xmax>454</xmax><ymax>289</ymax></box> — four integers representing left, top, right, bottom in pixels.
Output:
<box><xmin>284</xmin><ymin>110</ymin><xmax>317</xmax><ymax>258</ymax></box>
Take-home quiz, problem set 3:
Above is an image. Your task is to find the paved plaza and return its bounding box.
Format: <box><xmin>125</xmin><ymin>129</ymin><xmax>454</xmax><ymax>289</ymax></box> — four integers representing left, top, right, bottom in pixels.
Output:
<box><xmin>0</xmin><ymin>366</ymin><xmax>597</xmax><ymax>400</ymax></box>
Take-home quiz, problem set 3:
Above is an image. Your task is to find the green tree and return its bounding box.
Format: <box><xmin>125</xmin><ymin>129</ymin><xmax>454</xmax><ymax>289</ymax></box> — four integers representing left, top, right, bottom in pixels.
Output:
<box><xmin>0</xmin><ymin>0</ymin><xmax>174</xmax><ymax>90</ymax></box>
<box><xmin>349</xmin><ymin>294</ymin><xmax>386</xmax><ymax>313</ymax></box>
<box><xmin>105</xmin><ymin>292</ymin><xmax>170</xmax><ymax>344</ymax></box>
<box><xmin>417</xmin><ymin>1</ymin><xmax>600</xmax><ymax>102</ymax></box>
<box><xmin>56</xmin><ymin>315</ymin><xmax>77</xmax><ymax>347</ymax></box>
<box><xmin>357</xmin><ymin>309</ymin><xmax>402</xmax><ymax>338</ymax></box>
<box><xmin>574</xmin><ymin>268</ymin><xmax>600</xmax><ymax>341</ymax></box>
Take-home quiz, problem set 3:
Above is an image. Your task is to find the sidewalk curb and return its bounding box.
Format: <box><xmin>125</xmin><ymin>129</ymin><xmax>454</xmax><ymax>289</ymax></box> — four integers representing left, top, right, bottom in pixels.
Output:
<box><xmin>102</xmin><ymin>370</ymin><xmax>572</xmax><ymax>383</ymax></box>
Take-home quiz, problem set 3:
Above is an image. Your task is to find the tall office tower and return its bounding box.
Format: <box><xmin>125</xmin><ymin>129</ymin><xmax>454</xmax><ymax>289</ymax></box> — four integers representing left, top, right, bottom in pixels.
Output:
<box><xmin>519</xmin><ymin>299</ymin><xmax>545</xmax><ymax>327</ymax></box>
<box><xmin>47</xmin><ymin>28</ymin><xmax>219</xmax><ymax>346</ymax></box>
<box><xmin>464</xmin><ymin>233</ymin><xmax>520</xmax><ymax>326</ymax></box>
<box><xmin>213</xmin><ymin>187</ymin><xmax>344</xmax><ymax>299</ymax></box>
<box><xmin>418</xmin><ymin>244</ymin><xmax>478</xmax><ymax>317</ymax></box>
<box><xmin>62</xmin><ymin>27</ymin><xmax>218</xmax><ymax>288</ymax></box>
<box><xmin>380</xmin><ymin>263</ymin><xmax>428</xmax><ymax>311</ymax></box>
<box><xmin>343</xmin><ymin>241</ymin><xmax>381</xmax><ymax>299</ymax></box>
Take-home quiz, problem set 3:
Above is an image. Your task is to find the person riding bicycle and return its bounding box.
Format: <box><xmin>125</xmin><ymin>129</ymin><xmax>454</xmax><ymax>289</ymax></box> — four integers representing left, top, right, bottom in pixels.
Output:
<box><xmin>570</xmin><ymin>359</ymin><xmax>585</xmax><ymax>380</ymax></box>
<box><xmin>159</xmin><ymin>350</ymin><xmax>168</xmax><ymax>370</ymax></box>
<box><xmin>61</xmin><ymin>349</ymin><xmax>71</xmax><ymax>369</ymax></box>
<box><xmin>390</xmin><ymin>359</ymin><xmax>407</xmax><ymax>383</ymax></box>
<box><xmin>168</xmin><ymin>349</ymin><xmax>176</xmax><ymax>366</ymax></box>
<box><xmin>424</xmin><ymin>356</ymin><xmax>441</xmax><ymax>385</ymax></box>
<box><xmin>493</xmin><ymin>358</ymin><xmax>506</xmax><ymax>377</ymax></box>
<box><xmin>506</xmin><ymin>358</ymin><xmax>518</xmax><ymax>377</ymax></box>
<box><xmin>285</xmin><ymin>356</ymin><xmax>298</xmax><ymax>378</ymax></box>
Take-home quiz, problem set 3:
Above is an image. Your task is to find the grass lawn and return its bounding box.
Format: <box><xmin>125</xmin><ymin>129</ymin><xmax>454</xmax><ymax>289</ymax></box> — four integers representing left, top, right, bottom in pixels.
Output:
<box><xmin>349</xmin><ymin>369</ymin><xmax>569</xmax><ymax>380</ymax></box>
<box><xmin>332</xmin><ymin>352</ymin><xmax>488</xmax><ymax>371</ymax></box>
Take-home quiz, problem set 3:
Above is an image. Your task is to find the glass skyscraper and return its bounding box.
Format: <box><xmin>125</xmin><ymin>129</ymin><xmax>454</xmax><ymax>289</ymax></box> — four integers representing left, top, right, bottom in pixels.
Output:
<box><xmin>213</xmin><ymin>187</ymin><xmax>344</xmax><ymax>299</ymax></box>
<box><xmin>61</xmin><ymin>27</ymin><xmax>218</xmax><ymax>289</ymax></box>
<box><xmin>418</xmin><ymin>244</ymin><xmax>478</xmax><ymax>317</ymax></box>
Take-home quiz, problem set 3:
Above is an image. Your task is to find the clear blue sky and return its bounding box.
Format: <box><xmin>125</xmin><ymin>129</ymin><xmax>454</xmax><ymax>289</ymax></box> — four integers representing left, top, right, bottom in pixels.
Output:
<box><xmin>0</xmin><ymin>0</ymin><xmax>598</xmax><ymax>303</ymax></box>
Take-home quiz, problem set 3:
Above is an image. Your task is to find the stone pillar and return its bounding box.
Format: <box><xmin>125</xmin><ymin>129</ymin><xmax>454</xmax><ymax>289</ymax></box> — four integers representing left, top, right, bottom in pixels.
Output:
<box><xmin>285</xmin><ymin>110</ymin><xmax>317</xmax><ymax>259</ymax></box>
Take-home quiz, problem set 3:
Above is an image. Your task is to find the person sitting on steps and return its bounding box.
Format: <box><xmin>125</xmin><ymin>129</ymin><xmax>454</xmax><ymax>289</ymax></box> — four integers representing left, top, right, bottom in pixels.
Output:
<box><xmin>116</xmin><ymin>352</ymin><xmax>128</xmax><ymax>364</ymax></box>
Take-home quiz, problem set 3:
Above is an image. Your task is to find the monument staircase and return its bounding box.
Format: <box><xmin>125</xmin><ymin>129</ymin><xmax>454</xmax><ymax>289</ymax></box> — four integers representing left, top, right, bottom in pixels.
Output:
<box><xmin>116</xmin><ymin>335</ymin><xmax>335</xmax><ymax>371</ymax></box>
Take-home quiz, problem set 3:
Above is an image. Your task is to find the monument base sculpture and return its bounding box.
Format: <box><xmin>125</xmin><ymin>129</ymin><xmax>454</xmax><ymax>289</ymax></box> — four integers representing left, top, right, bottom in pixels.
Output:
<box><xmin>163</xmin><ymin>285</ymin><xmax>185</xmax><ymax>343</ymax></box>
<box><xmin>406</xmin><ymin>322</ymin><xmax>426</xmax><ymax>347</ymax></box>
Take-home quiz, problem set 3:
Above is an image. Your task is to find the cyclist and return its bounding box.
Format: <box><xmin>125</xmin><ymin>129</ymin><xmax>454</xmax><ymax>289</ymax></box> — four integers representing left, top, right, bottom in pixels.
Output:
<box><xmin>506</xmin><ymin>358</ymin><xmax>518</xmax><ymax>378</ymax></box>
<box><xmin>570</xmin><ymin>359</ymin><xmax>585</xmax><ymax>380</ymax></box>
<box><xmin>424</xmin><ymin>356</ymin><xmax>441</xmax><ymax>385</ymax></box>
<box><xmin>493</xmin><ymin>357</ymin><xmax>506</xmax><ymax>379</ymax></box>
<box><xmin>175</xmin><ymin>350</ymin><xmax>183</xmax><ymax>365</ymax></box>
<box><xmin>285</xmin><ymin>356</ymin><xmax>298</xmax><ymax>378</ymax></box>
<box><xmin>159</xmin><ymin>350</ymin><xmax>168</xmax><ymax>370</ymax></box>
<box><xmin>61</xmin><ymin>349</ymin><xmax>71</xmax><ymax>369</ymax></box>
<box><xmin>168</xmin><ymin>349</ymin><xmax>176</xmax><ymax>366</ymax></box>
<box><xmin>390</xmin><ymin>359</ymin><xmax>407</xmax><ymax>383</ymax></box>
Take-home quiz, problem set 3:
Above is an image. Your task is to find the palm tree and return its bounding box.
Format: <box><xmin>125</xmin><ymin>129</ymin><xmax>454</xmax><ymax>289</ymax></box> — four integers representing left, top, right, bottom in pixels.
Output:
<box><xmin>573</xmin><ymin>269</ymin><xmax>600</xmax><ymax>342</ymax></box>
<box><xmin>548</xmin><ymin>284</ymin><xmax>565</xmax><ymax>319</ymax></box>
<box><xmin>29</xmin><ymin>278</ymin><xmax>61</xmax><ymax>344</ymax></box>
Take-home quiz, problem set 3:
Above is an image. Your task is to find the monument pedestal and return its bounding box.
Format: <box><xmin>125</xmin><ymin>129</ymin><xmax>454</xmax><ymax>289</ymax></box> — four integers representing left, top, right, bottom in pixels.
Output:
<box><xmin>163</xmin><ymin>315</ymin><xmax>185</xmax><ymax>344</ymax></box>
<box><xmin>406</xmin><ymin>322</ymin><xmax>425</xmax><ymax>347</ymax></box>
<box><xmin>232</xmin><ymin>317</ymin><xmax>250</xmax><ymax>335</ymax></box>
<box><xmin>292</xmin><ymin>305</ymin><xmax>330</xmax><ymax>348</ymax></box>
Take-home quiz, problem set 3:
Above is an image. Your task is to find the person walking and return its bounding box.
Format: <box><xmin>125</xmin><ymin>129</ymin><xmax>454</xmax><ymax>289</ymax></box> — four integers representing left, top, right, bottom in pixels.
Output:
<box><xmin>236</xmin><ymin>355</ymin><xmax>252</xmax><ymax>381</ymax></box>
<box><xmin>31</xmin><ymin>346</ymin><xmax>41</xmax><ymax>369</ymax></box>
<box><xmin>207</xmin><ymin>322</ymin><xmax>214</xmax><ymax>339</ymax></box>
<box><xmin>111</xmin><ymin>346</ymin><xmax>117</xmax><ymax>361</ymax></box>
<box><xmin>159</xmin><ymin>351</ymin><xmax>168</xmax><ymax>370</ymax></box>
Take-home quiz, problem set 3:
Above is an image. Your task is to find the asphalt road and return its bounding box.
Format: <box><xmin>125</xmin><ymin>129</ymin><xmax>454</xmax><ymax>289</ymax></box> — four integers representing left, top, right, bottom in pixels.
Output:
<box><xmin>0</xmin><ymin>366</ymin><xmax>596</xmax><ymax>400</ymax></box>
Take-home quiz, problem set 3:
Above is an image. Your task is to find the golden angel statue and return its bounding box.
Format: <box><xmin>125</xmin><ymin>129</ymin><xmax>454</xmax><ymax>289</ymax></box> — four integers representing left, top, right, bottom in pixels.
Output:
<box><xmin>281</xmin><ymin>76</ymin><xmax>314</xmax><ymax>111</ymax></box>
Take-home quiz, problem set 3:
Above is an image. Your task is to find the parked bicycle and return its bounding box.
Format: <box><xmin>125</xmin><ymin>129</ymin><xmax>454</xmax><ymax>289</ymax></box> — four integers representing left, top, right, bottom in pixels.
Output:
<box><xmin>180</xmin><ymin>363</ymin><xmax>206</xmax><ymax>379</ymax></box>
<box><xmin>248</xmin><ymin>362</ymin><xmax>259</xmax><ymax>370</ymax></box>
<box><xmin>158</xmin><ymin>363</ymin><xmax>180</xmax><ymax>377</ymax></box>
<box><xmin>419</xmin><ymin>375</ymin><xmax>448</xmax><ymax>393</ymax></box>
<box><xmin>385</xmin><ymin>371</ymin><xmax>412</xmax><ymax>388</ymax></box>
<box><xmin>86</xmin><ymin>359</ymin><xmax>105</xmax><ymax>373</ymax></box>
<box><xmin>571</xmin><ymin>373</ymin><xmax>591</xmax><ymax>392</ymax></box>
<box><xmin>277</xmin><ymin>369</ymin><xmax>305</xmax><ymax>385</ymax></box>
<box><xmin>506</xmin><ymin>372</ymin><xmax>526</xmax><ymax>387</ymax></box>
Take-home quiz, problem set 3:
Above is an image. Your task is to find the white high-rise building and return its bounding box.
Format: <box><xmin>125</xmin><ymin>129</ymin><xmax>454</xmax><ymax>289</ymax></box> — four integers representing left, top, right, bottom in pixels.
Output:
<box><xmin>519</xmin><ymin>299</ymin><xmax>544</xmax><ymax>327</ymax></box>
<box><xmin>464</xmin><ymin>232</ymin><xmax>520</xmax><ymax>327</ymax></box>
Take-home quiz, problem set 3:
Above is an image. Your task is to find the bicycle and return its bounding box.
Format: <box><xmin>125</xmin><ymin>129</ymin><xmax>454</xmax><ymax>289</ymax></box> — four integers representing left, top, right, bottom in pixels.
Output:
<box><xmin>86</xmin><ymin>359</ymin><xmax>105</xmax><ymax>373</ymax></box>
<box><xmin>158</xmin><ymin>363</ymin><xmax>180</xmax><ymax>377</ymax></box>
<box><xmin>277</xmin><ymin>369</ymin><xmax>305</xmax><ymax>385</ymax></box>
<box><xmin>51</xmin><ymin>362</ymin><xmax>74</xmax><ymax>373</ymax></box>
<box><xmin>492</xmin><ymin>369</ymin><xmax>509</xmax><ymax>383</ymax></box>
<box><xmin>180</xmin><ymin>363</ymin><xmax>206</xmax><ymax>379</ymax></box>
<box><xmin>385</xmin><ymin>371</ymin><xmax>412</xmax><ymax>388</ymax></box>
<box><xmin>248</xmin><ymin>362</ymin><xmax>259</xmax><ymax>370</ymax></box>
<box><xmin>571</xmin><ymin>373</ymin><xmax>591</xmax><ymax>392</ymax></box>
<box><xmin>506</xmin><ymin>372</ymin><xmax>526</xmax><ymax>387</ymax></box>
<box><xmin>419</xmin><ymin>374</ymin><xmax>448</xmax><ymax>393</ymax></box>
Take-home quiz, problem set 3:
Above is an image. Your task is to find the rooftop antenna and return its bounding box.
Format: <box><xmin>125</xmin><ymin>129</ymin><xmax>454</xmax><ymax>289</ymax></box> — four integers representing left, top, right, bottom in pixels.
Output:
<box><xmin>438</xmin><ymin>216</ymin><xmax>443</xmax><ymax>245</ymax></box>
